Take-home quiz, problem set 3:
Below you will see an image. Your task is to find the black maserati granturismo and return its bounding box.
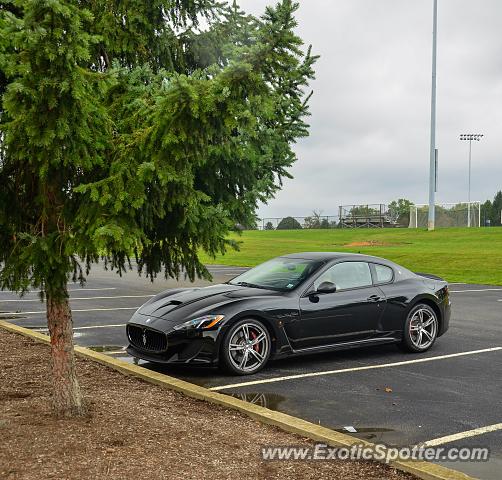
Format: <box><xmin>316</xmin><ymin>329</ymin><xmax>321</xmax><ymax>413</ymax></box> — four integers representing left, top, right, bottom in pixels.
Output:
<box><xmin>126</xmin><ymin>253</ymin><xmax>451</xmax><ymax>375</ymax></box>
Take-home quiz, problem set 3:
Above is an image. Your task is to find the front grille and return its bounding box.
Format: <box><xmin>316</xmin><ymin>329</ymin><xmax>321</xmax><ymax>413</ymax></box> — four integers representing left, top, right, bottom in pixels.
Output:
<box><xmin>127</xmin><ymin>325</ymin><xmax>167</xmax><ymax>353</ymax></box>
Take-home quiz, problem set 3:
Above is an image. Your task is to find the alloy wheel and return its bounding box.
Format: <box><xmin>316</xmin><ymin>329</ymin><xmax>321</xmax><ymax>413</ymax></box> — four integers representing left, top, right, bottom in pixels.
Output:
<box><xmin>409</xmin><ymin>307</ymin><xmax>438</xmax><ymax>349</ymax></box>
<box><xmin>228</xmin><ymin>322</ymin><xmax>270</xmax><ymax>373</ymax></box>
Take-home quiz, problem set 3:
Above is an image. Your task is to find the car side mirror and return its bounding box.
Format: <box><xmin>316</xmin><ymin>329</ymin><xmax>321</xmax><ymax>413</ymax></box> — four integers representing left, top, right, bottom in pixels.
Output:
<box><xmin>316</xmin><ymin>281</ymin><xmax>337</xmax><ymax>294</ymax></box>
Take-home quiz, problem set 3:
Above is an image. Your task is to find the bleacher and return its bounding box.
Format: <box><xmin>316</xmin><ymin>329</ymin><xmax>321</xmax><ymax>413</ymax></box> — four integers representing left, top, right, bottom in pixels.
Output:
<box><xmin>338</xmin><ymin>204</ymin><xmax>398</xmax><ymax>228</ymax></box>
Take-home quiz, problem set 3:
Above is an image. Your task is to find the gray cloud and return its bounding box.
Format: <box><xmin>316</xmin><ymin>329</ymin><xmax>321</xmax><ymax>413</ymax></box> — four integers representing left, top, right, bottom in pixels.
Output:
<box><xmin>238</xmin><ymin>0</ymin><xmax>502</xmax><ymax>217</ymax></box>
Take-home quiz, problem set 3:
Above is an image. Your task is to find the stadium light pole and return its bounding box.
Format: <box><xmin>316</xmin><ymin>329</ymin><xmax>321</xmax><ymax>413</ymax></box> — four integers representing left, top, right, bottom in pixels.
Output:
<box><xmin>460</xmin><ymin>133</ymin><xmax>483</xmax><ymax>227</ymax></box>
<box><xmin>428</xmin><ymin>0</ymin><xmax>438</xmax><ymax>231</ymax></box>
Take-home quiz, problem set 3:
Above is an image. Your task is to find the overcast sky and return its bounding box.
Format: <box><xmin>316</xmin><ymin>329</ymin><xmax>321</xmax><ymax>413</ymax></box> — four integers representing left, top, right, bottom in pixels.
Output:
<box><xmin>238</xmin><ymin>0</ymin><xmax>502</xmax><ymax>218</ymax></box>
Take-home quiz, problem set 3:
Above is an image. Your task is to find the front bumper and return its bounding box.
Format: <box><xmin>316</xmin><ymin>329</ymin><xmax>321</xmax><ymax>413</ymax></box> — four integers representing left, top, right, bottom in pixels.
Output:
<box><xmin>126</xmin><ymin>323</ymin><xmax>220</xmax><ymax>365</ymax></box>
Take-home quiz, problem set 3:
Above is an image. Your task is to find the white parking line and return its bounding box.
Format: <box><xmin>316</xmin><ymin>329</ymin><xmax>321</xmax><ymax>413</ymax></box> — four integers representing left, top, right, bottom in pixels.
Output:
<box><xmin>423</xmin><ymin>423</ymin><xmax>502</xmax><ymax>447</ymax></box>
<box><xmin>209</xmin><ymin>347</ymin><xmax>502</xmax><ymax>391</ymax></box>
<box><xmin>0</xmin><ymin>295</ymin><xmax>154</xmax><ymax>303</ymax></box>
<box><xmin>2</xmin><ymin>307</ymin><xmax>140</xmax><ymax>316</ymax></box>
<box><xmin>450</xmin><ymin>288</ymin><xmax>502</xmax><ymax>293</ymax></box>
<box><xmin>0</xmin><ymin>287</ymin><xmax>117</xmax><ymax>294</ymax></box>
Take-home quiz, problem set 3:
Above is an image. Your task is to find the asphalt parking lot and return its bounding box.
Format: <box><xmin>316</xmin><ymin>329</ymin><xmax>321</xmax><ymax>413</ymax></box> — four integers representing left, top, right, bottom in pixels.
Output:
<box><xmin>1</xmin><ymin>264</ymin><xmax>501</xmax><ymax>479</ymax></box>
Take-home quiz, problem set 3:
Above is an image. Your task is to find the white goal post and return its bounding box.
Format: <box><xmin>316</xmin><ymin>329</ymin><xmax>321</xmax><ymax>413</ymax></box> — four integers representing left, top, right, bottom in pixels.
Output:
<box><xmin>409</xmin><ymin>202</ymin><xmax>481</xmax><ymax>228</ymax></box>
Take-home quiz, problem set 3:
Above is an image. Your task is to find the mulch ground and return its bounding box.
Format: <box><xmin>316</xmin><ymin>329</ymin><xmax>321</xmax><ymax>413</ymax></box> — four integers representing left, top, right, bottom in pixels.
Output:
<box><xmin>0</xmin><ymin>329</ymin><xmax>416</xmax><ymax>480</ymax></box>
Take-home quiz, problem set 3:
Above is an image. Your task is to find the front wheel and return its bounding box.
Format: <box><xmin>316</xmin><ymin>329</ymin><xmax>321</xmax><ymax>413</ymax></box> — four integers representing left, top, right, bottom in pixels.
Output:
<box><xmin>400</xmin><ymin>304</ymin><xmax>438</xmax><ymax>352</ymax></box>
<box><xmin>220</xmin><ymin>319</ymin><xmax>271</xmax><ymax>375</ymax></box>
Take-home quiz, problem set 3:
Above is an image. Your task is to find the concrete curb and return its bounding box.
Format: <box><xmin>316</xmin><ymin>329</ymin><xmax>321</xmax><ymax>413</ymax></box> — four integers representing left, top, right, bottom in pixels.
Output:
<box><xmin>0</xmin><ymin>320</ymin><xmax>474</xmax><ymax>480</ymax></box>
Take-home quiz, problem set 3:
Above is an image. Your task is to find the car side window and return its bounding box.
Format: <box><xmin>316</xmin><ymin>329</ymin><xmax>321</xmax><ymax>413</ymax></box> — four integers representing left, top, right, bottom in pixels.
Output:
<box><xmin>313</xmin><ymin>262</ymin><xmax>372</xmax><ymax>291</ymax></box>
<box><xmin>373</xmin><ymin>264</ymin><xmax>394</xmax><ymax>284</ymax></box>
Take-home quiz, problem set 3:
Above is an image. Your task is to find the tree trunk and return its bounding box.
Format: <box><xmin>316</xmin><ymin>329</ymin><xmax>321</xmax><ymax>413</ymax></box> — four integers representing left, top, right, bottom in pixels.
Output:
<box><xmin>46</xmin><ymin>289</ymin><xmax>85</xmax><ymax>417</ymax></box>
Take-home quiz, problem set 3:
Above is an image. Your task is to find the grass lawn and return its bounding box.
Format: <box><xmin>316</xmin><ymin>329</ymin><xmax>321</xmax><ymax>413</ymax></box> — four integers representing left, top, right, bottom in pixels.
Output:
<box><xmin>200</xmin><ymin>227</ymin><xmax>502</xmax><ymax>285</ymax></box>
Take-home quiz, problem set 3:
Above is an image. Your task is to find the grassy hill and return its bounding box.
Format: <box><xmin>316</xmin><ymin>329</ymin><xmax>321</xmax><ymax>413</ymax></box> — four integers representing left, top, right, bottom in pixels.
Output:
<box><xmin>200</xmin><ymin>227</ymin><xmax>502</xmax><ymax>285</ymax></box>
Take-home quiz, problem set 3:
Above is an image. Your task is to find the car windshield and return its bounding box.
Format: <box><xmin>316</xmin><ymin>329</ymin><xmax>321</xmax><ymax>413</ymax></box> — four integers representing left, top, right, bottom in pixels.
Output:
<box><xmin>228</xmin><ymin>257</ymin><xmax>324</xmax><ymax>292</ymax></box>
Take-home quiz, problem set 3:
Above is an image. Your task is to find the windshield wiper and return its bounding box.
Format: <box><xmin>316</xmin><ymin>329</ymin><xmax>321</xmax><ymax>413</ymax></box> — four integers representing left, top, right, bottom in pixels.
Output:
<box><xmin>233</xmin><ymin>281</ymin><xmax>267</xmax><ymax>290</ymax></box>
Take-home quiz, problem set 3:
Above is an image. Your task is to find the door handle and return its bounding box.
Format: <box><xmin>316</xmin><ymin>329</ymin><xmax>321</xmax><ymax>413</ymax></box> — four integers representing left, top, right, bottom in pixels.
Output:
<box><xmin>367</xmin><ymin>295</ymin><xmax>382</xmax><ymax>302</ymax></box>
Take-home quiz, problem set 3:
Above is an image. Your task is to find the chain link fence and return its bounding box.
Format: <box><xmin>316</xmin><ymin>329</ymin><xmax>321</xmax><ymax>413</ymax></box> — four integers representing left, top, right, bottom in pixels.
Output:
<box><xmin>247</xmin><ymin>202</ymin><xmax>496</xmax><ymax>231</ymax></box>
<box><xmin>252</xmin><ymin>204</ymin><xmax>400</xmax><ymax>230</ymax></box>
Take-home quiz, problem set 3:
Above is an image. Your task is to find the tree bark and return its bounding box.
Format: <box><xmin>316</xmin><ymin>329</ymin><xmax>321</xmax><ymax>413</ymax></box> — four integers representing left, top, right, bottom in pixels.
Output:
<box><xmin>46</xmin><ymin>289</ymin><xmax>85</xmax><ymax>417</ymax></box>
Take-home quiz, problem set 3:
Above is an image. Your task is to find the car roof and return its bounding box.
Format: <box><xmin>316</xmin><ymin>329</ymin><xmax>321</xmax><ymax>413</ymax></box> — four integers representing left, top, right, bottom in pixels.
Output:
<box><xmin>280</xmin><ymin>252</ymin><xmax>393</xmax><ymax>264</ymax></box>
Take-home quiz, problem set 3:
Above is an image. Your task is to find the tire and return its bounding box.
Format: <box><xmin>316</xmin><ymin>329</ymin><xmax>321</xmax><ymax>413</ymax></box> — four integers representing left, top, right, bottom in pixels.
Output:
<box><xmin>220</xmin><ymin>319</ymin><xmax>271</xmax><ymax>375</ymax></box>
<box><xmin>400</xmin><ymin>303</ymin><xmax>439</xmax><ymax>353</ymax></box>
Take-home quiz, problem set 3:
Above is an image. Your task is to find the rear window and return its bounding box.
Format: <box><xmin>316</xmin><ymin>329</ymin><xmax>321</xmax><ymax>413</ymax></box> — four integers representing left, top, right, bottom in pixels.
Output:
<box><xmin>373</xmin><ymin>264</ymin><xmax>394</xmax><ymax>284</ymax></box>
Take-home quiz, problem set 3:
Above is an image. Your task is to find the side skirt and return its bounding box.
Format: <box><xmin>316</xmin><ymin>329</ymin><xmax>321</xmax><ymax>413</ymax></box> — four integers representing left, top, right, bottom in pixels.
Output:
<box><xmin>275</xmin><ymin>337</ymin><xmax>401</xmax><ymax>359</ymax></box>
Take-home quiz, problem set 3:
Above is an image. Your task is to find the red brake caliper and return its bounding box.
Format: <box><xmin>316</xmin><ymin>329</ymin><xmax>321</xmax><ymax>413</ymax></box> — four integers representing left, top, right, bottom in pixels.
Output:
<box><xmin>250</xmin><ymin>330</ymin><xmax>260</xmax><ymax>353</ymax></box>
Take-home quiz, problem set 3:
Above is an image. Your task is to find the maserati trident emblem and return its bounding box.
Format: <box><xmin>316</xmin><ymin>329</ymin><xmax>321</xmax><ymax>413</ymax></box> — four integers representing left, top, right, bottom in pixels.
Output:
<box><xmin>142</xmin><ymin>330</ymin><xmax>147</xmax><ymax>346</ymax></box>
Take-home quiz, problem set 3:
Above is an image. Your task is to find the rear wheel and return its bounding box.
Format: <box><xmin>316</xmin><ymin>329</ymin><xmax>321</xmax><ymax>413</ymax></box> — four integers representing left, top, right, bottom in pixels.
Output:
<box><xmin>401</xmin><ymin>304</ymin><xmax>438</xmax><ymax>352</ymax></box>
<box><xmin>221</xmin><ymin>319</ymin><xmax>271</xmax><ymax>375</ymax></box>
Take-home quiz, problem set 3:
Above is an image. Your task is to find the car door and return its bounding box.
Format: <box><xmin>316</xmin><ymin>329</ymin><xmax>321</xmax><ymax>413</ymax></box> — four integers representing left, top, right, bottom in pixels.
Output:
<box><xmin>285</xmin><ymin>261</ymin><xmax>386</xmax><ymax>350</ymax></box>
<box><xmin>370</xmin><ymin>262</ymin><xmax>414</xmax><ymax>335</ymax></box>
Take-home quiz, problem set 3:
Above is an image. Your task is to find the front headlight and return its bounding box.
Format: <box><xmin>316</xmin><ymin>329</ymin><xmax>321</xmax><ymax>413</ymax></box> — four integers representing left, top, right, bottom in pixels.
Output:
<box><xmin>173</xmin><ymin>314</ymin><xmax>225</xmax><ymax>331</ymax></box>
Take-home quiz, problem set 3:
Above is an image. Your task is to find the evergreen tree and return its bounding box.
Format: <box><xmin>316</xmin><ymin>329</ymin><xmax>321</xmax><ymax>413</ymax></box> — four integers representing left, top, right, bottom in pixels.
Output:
<box><xmin>491</xmin><ymin>191</ymin><xmax>502</xmax><ymax>226</ymax></box>
<box><xmin>0</xmin><ymin>0</ymin><xmax>317</xmax><ymax>416</ymax></box>
<box><xmin>482</xmin><ymin>191</ymin><xmax>502</xmax><ymax>226</ymax></box>
<box><xmin>482</xmin><ymin>199</ymin><xmax>492</xmax><ymax>226</ymax></box>
<box><xmin>0</xmin><ymin>0</ymin><xmax>112</xmax><ymax>416</ymax></box>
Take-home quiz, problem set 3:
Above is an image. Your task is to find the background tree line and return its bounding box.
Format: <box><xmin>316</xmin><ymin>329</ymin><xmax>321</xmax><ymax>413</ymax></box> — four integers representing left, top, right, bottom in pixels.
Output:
<box><xmin>259</xmin><ymin>193</ymin><xmax>502</xmax><ymax>230</ymax></box>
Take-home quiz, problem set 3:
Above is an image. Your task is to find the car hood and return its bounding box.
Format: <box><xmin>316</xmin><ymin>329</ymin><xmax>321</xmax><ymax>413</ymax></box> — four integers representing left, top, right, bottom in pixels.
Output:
<box><xmin>130</xmin><ymin>283</ymin><xmax>279</xmax><ymax>327</ymax></box>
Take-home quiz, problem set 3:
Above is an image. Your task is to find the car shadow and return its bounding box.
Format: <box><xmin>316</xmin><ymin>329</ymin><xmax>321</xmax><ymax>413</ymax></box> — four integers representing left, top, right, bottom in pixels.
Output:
<box><xmin>137</xmin><ymin>341</ymin><xmax>441</xmax><ymax>386</ymax></box>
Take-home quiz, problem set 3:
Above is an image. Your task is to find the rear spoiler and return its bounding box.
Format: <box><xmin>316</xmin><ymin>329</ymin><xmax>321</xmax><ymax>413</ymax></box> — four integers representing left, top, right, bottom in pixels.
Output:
<box><xmin>414</xmin><ymin>272</ymin><xmax>446</xmax><ymax>282</ymax></box>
